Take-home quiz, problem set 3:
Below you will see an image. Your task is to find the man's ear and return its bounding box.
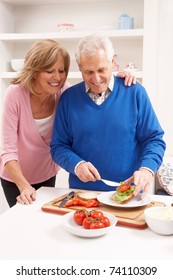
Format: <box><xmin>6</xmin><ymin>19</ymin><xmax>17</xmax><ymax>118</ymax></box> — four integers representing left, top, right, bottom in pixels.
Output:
<box><xmin>112</xmin><ymin>54</ymin><xmax>119</xmax><ymax>71</ymax></box>
<box><xmin>112</xmin><ymin>54</ymin><xmax>117</xmax><ymax>67</ymax></box>
<box><xmin>112</xmin><ymin>54</ymin><xmax>116</xmax><ymax>65</ymax></box>
<box><xmin>78</xmin><ymin>63</ymin><xmax>82</xmax><ymax>71</ymax></box>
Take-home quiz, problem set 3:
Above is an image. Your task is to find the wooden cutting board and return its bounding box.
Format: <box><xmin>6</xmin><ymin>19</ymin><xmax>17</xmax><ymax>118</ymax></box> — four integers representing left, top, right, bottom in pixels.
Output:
<box><xmin>41</xmin><ymin>190</ymin><xmax>165</xmax><ymax>229</ymax></box>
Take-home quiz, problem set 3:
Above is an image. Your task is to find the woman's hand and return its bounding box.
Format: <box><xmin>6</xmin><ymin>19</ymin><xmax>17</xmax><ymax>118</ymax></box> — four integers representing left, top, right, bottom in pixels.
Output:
<box><xmin>117</xmin><ymin>70</ymin><xmax>137</xmax><ymax>86</ymax></box>
<box><xmin>16</xmin><ymin>186</ymin><xmax>36</xmax><ymax>205</ymax></box>
<box><xmin>4</xmin><ymin>160</ymin><xmax>36</xmax><ymax>205</ymax></box>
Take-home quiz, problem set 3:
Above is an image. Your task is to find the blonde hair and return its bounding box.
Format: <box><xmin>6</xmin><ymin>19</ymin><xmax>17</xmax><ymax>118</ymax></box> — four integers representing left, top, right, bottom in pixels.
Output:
<box><xmin>12</xmin><ymin>39</ymin><xmax>70</xmax><ymax>95</ymax></box>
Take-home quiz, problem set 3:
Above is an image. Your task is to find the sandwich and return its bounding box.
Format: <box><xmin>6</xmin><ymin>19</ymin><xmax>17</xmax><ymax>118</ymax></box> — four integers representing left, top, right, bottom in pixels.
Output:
<box><xmin>112</xmin><ymin>182</ymin><xmax>135</xmax><ymax>204</ymax></box>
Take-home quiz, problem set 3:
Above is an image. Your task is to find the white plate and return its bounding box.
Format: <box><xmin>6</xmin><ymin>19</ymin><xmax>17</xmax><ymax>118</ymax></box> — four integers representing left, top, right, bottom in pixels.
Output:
<box><xmin>97</xmin><ymin>191</ymin><xmax>151</xmax><ymax>208</ymax></box>
<box><xmin>62</xmin><ymin>211</ymin><xmax>117</xmax><ymax>238</ymax></box>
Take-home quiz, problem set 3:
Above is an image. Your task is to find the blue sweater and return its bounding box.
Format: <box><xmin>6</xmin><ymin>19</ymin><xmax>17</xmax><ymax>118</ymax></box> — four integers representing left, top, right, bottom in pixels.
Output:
<box><xmin>50</xmin><ymin>76</ymin><xmax>166</xmax><ymax>191</ymax></box>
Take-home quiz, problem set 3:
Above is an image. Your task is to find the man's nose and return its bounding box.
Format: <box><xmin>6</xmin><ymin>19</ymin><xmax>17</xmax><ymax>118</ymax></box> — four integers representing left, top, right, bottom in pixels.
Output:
<box><xmin>92</xmin><ymin>72</ymin><xmax>101</xmax><ymax>83</ymax></box>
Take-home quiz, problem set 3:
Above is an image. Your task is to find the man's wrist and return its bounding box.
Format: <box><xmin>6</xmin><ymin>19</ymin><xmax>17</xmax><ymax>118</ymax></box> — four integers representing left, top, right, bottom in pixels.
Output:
<box><xmin>74</xmin><ymin>160</ymin><xmax>85</xmax><ymax>174</ymax></box>
<box><xmin>140</xmin><ymin>167</ymin><xmax>154</xmax><ymax>176</ymax></box>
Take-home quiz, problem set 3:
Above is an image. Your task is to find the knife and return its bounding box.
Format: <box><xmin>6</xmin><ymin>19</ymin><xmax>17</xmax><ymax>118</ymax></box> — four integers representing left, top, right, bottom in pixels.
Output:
<box><xmin>101</xmin><ymin>179</ymin><xmax>120</xmax><ymax>187</ymax></box>
<box><xmin>59</xmin><ymin>191</ymin><xmax>75</xmax><ymax>208</ymax></box>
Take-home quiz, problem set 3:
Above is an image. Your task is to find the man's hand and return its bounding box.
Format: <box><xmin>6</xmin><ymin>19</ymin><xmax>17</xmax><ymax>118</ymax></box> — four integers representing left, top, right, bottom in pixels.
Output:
<box><xmin>75</xmin><ymin>161</ymin><xmax>101</xmax><ymax>182</ymax></box>
<box><xmin>124</xmin><ymin>169</ymin><xmax>154</xmax><ymax>198</ymax></box>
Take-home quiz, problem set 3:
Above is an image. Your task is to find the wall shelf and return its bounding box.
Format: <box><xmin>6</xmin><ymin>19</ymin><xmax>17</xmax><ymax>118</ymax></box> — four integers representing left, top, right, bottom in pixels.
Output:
<box><xmin>1</xmin><ymin>71</ymin><xmax>143</xmax><ymax>80</ymax></box>
<box><xmin>0</xmin><ymin>29</ymin><xmax>143</xmax><ymax>42</ymax></box>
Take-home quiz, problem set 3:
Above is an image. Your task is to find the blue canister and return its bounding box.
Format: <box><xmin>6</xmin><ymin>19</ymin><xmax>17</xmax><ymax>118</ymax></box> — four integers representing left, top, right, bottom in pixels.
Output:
<box><xmin>119</xmin><ymin>13</ymin><xmax>134</xmax><ymax>29</ymax></box>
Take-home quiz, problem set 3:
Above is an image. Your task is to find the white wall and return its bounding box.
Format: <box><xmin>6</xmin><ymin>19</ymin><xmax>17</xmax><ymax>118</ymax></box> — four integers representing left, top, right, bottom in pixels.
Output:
<box><xmin>156</xmin><ymin>0</ymin><xmax>173</xmax><ymax>156</ymax></box>
<box><xmin>143</xmin><ymin>0</ymin><xmax>173</xmax><ymax>156</ymax></box>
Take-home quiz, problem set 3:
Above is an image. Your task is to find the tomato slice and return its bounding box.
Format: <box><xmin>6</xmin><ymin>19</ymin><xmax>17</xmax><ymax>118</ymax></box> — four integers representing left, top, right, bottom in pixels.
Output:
<box><xmin>65</xmin><ymin>198</ymin><xmax>99</xmax><ymax>208</ymax></box>
<box><xmin>86</xmin><ymin>199</ymin><xmax>100</xmax><ymax>208</ymax></box>
<box><xmin>118</xmin><ymin>183</ymin><xmax>131</xmax><ymax>192</ymax></box>
<box><xmin>64</xmin><ymin>198</ymin><xmax>87</xmax><ymax>207</ymax></box>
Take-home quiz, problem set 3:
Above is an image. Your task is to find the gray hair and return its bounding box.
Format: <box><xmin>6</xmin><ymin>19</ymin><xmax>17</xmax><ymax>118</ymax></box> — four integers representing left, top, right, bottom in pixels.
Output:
<box><xmin>75</xmin><ymin>33</ymin><xmax>115</xmax><ymax>65</ymax></box>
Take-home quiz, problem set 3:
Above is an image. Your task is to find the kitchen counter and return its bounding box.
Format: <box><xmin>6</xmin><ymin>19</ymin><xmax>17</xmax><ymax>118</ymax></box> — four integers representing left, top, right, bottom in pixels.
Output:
<box><xmin>0</xmin><ymin>187</ymin><xmax>173</xmax><ymax>260</ymax></box>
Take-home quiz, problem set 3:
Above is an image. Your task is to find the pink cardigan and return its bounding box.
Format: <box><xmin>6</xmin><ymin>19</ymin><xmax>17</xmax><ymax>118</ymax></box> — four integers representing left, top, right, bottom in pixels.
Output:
<box><xmin>0</xmin><ymin>82</ymin><xmax>70</xmax><ymax>183</ymax></box>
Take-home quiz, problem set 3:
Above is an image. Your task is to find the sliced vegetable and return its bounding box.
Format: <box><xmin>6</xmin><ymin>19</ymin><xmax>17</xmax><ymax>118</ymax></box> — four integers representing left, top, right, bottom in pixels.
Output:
<box><xmin>118</xmin><ymin>183</ymin><xmax>131</xmax><ymax>192</ymax></box>
<box><xmin>64</xmin><ymin>198</ymin><xmax>99</xmax><ymax>208</ymax></box>
<box><xmin>64</xmin><ymin>198</ymin><xmax>87</xmax><ymax>207</ymax></box>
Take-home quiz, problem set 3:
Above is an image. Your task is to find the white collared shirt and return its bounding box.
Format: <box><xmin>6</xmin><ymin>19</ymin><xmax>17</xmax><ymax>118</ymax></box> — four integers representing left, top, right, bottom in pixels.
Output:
<box><xmin>86</xmin><ymin>75</ymin><xmax>114</xmax><ymax>105</ymax></box>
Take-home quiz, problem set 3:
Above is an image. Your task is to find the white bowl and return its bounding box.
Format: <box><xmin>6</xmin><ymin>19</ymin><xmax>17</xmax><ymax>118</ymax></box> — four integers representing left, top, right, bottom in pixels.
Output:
<box><xmin>62</xmin><ymin>210</ymin><xmax>117</xmax><ymax>238</ymax></box>
<box><xmin>57</xmin><ymin>23</ymin><xmax>74</xmax><ymax>32</ymax></box>
<box><xmin>11</xmin><ymin>59</ymin><xmax>24</xmax><ymax>72</ymax></box>
<box><xmin>144</xmin><ymin>206</ymin><xmax>173</xmax><ymax>235</ymax></box>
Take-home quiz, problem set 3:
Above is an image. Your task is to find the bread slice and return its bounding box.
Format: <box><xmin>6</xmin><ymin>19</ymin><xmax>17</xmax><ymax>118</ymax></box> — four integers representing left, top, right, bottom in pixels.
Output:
<box><xmin>111</xmin><ymin>182</ymin><xmax>135</xmax><ymax>204</ymax></box>
<box><xmin>76</xmin><ymin>191</ymin><xmax>99</xmax><ymax>201</ymax></box>
<box><xmin>112</xmin><ymin>193</ymin><xmax>134</xmax><ymax>204</ymax></box>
